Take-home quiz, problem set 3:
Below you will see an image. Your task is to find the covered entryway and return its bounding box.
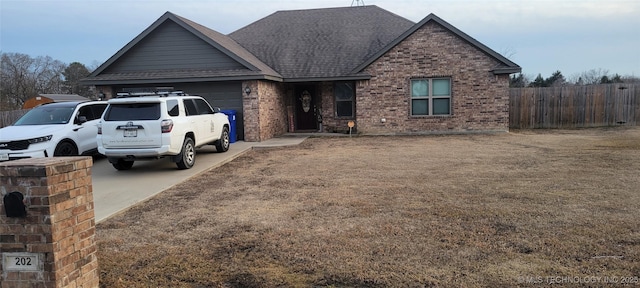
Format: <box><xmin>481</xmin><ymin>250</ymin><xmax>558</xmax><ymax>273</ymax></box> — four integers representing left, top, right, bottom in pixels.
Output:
<box><xmin>294</xmin><ymin>84</ymin><xmax>319</xmax><ymax>131</ymax></box>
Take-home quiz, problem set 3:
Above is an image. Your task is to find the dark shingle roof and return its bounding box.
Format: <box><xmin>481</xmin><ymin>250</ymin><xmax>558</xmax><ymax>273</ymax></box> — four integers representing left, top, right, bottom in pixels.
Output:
<box><xmin>84</xmin><ymin>6</ymin><xmax>520</xmax><ymax>85</ymax></box>
<box><xmin>174</xmin><ymin>14</ymin><xmax>281</xmax><ymax>78</ymax></box>
<box><xmin>229</xmin><ymin>6</ymin><xmax>414</xmax><ymax>80</ymax></box>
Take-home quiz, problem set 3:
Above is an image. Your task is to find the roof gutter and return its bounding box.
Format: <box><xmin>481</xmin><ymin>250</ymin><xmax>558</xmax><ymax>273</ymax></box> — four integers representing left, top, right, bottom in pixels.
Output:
<box><xmin>80</xmin><ymin>75</ymin><xmax>283</xmax><ymax>86</ymax></box>
<box><xmin>491</xmin><ymin>67</ymin><xmax>522</xmax><ymax>75</ymax></box>
<box><xmin>283</xmin><ymin>74</ymin><xmax>372</xmax><ymax>83</ymax></box>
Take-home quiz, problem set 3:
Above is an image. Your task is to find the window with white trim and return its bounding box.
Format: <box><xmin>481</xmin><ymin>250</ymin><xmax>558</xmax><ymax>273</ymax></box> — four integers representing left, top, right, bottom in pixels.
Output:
<box><xmin>410</xmin><ymin>78</ymin><xmax>451</xmax><ymax>116</ymax></box>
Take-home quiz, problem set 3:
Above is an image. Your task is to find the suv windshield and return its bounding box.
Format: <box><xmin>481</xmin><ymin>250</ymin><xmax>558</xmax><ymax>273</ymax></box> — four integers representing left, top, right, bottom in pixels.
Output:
<box><xmin>14</xmin><ymin>106</ymin><xmax>75</xmax><ymax>125</ymax></box>
<box><xmin>104</xmin><ymin>103</ymin><xmax>161</xmax><ymax>121</ymax></box>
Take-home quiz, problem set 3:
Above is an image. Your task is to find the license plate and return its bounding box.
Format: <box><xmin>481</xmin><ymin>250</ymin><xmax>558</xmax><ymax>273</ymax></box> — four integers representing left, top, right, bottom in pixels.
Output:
<box><xmin>0</xmin><ymin>153</ymin><xmax>8</xmax><ymax>161</ymax></box>
<box><xmin>124</xmin><ymin>129</ymin><xmax>138</xmax><ymax>137</ymax></box>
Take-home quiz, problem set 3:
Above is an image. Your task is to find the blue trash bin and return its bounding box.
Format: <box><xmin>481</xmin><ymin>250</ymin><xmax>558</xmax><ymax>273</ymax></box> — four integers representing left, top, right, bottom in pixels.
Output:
<box><xmin>220</xmin><ymin>109</ymin><xmax>237</xmax><ymax>143</ymax></box>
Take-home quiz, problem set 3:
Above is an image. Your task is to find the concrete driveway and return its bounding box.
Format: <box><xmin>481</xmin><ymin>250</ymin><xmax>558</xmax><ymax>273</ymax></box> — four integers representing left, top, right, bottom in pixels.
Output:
<box><xmin>92</xmin><ymin>137</ymin><xmax>307</xmax><ymax>223</ymax></box>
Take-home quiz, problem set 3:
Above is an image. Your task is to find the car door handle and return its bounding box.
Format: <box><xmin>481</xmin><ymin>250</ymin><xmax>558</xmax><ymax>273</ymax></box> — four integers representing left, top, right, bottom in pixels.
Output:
<box><xmin>73</xmin><ymin>127</ymin><xmax>84</xmax><ymax>132</ymax></box>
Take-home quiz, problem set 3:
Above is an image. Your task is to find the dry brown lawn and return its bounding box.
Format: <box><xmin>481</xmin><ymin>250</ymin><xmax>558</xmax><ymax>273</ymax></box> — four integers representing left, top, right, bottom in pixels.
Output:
<box><xmin>97</xmin><ymin>127</ymin><xmax>640</xmax><ymax>287</ymax></box>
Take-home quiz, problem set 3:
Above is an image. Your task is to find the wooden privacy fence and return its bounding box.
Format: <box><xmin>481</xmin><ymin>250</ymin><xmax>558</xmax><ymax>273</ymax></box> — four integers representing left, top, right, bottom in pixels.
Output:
<box><xmin>0</xmin><ymin>109</ymin><xmax>28</xmax><ymax>128</ymax></box>
<box><xmin>510</xmin><ymin>84</ymin><xmax>640</xmax><ymax>129</ymax></box>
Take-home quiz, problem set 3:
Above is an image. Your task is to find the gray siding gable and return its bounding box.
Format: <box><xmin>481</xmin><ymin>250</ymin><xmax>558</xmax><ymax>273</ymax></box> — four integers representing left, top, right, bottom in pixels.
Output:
<box><xmin>85</xmin><ymin>12</ymin><xmax>281</xmax><ymax>84</ymax></box>
<box><xmin>104</xmin><ymin>20</ymin><xmax>245</xmax><ymax>73</ymax></box>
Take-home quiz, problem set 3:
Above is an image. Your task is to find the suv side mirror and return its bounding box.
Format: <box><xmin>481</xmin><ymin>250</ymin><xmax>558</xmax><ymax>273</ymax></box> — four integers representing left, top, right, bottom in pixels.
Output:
<box><xmin>76</xmin><ymin>116</ymin><xmax>88</xmax><ymax>124</ymax></box>
<box><xmin>212</xmin><ymin>107</ymin><xmax>221</xmax><ymax>113</ymax></box>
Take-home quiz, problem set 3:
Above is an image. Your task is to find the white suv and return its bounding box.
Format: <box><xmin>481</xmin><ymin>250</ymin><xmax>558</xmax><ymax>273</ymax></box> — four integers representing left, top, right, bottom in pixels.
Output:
<box><xmin>0</xmin><ymin>101</ymin><xmax>107</xmax><ymax>161</ymax></box>
<box><xmin>97</xmin><ymin>92</ymin><xmax>230</xmax><ymax>170</ymax></box>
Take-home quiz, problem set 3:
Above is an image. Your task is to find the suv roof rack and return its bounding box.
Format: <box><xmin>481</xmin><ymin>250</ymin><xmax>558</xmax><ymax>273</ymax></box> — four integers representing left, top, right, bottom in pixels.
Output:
<box><xmin>116</xmin><ymin>91</ymin><xmax>188</xmax><ymax>98</ymax></box>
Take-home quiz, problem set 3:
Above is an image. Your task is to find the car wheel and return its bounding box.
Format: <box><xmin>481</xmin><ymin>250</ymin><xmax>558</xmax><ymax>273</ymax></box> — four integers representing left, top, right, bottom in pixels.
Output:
<box><xmin>176</xmin><ymin>137</ymin><xmax>195</xmax><ymax>169</ymax></box>
<box><xmin>53</xmin><ymin>141</ymin><xmax>78</xmax><ymax>156</ymax></box>
<box><xmin>112</xmin><ymin>159</ymin><xmax>134</xmax><ymax>171</ymax></box>
<box><xmin>214</xmin><ymin>126</ymin><xmax>230</xmax><ymax>153</ymax></box>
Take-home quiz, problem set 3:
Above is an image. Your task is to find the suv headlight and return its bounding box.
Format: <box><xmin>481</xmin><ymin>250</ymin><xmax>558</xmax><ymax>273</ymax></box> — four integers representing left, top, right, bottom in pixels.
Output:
<box><xmin>28</xmin><ymin>135</ymin><xmax>53</xmax><ymax>144</ymax></box>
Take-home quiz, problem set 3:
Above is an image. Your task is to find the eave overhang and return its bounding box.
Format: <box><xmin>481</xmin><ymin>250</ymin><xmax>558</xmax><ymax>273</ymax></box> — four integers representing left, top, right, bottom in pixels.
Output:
<box><xmin>282</xmin><ymin>74</ymin><xmax>372</xmax><ymax>83</ymax></box>
<box><xmin>491</xmin><ymin>67</ymin><xmax>522</xmax><ymax>75</ymax></box>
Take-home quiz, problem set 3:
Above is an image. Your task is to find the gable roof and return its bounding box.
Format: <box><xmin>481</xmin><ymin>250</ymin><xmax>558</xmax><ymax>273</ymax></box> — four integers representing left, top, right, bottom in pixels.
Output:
<box><xmin>352</xmin><ymin>13</ymin><xmax>521</xmax><ymax>75</ymax></box>
<box><xmin>83</xmin><ymin>12</ymin><xmax>281</xmax><ymax>85</ymax></box>
<box><xmin>229</xmin><ymin>6</ymin><xmax>414</xmax><ymax>81</ymax></box>
<box><xmin>174</xmin><ymin>14</ymin><xmax>281</xmax><ymax>78</ymax></box>
<box><xmin>84</xmin><ymin>7</ymin><xmax>520</xmax><ymax>85</ymax></box>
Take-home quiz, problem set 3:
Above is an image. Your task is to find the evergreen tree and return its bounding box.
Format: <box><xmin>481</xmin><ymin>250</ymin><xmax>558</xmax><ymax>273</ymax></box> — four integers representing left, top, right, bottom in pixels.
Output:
<box><xmin>529</xmin><ymin>74</ymin><xmax>546</xmax><ymax>87</ymax></box>
<box><xmin>510</xmin><ymin>74</ymin><xmax>526</xmax><ymax>88</ymax></box>
<box><xmin>545</xmin><ymin>70</ymin><xmax>566</xmax><ymax>86</ymax></box>
<box><xmin>62</xmin><ymin>62</ymin><xmax>91</xmax><ymax>96</ymax></box>
<box><xmin>611</xmin><ymin>74</ymin><xmax>623</xmax><ymax>83</ymax></box>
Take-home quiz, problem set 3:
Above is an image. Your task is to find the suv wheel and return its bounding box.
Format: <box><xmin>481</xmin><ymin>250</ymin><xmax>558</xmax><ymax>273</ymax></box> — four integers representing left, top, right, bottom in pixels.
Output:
<box><xmin>176</xmin><ymin>137</ymin><xmax>195</xmax><ymax>169</ymax></box>
<box><xmin>54</xmin><ymin>141</ymin><xmax>78</xmax><ymax>156</ymax></box>
<box><xmin>112</xmin><ymin>159</ymin><xmax>134</xmax><ymax>170</ymax></box>
<box><xmin>214</xmin><ymin>127</ymin><xmax>230</xmax><ymax>153</ymax></box>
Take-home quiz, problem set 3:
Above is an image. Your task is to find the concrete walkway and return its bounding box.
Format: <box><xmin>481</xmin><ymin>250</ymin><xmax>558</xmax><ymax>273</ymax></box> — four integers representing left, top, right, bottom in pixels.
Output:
<box><xmin>92</xmin><ymin>136</ymin><xmax>308</xmax><ymax>223</ymax></box>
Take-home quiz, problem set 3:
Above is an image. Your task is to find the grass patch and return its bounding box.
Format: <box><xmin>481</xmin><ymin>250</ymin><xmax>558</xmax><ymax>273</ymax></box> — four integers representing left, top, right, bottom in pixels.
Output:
<box><xmin>97</xmin><ymin>127</ymin><xmax>640</xmax><ymax>287</ymax></box>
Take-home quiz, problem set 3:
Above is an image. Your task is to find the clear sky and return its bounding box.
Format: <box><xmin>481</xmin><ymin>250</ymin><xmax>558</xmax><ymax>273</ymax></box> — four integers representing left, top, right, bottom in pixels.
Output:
<box><xmin>1</xmin><ymin>0</ymin><xmax>638</xmax><ymax>80</ymax></box>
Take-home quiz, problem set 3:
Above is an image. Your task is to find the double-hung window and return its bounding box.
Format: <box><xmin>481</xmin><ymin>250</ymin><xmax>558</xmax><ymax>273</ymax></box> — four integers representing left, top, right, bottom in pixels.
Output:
<box><xmin>411</xmin><ymin>78</ymin><xmax>451</xmax><ymax>116</ymax></box>
<box><xmin>335</xmin><ymin>82</ymin><xmax>355</xmax><ymax>118</ymax></box>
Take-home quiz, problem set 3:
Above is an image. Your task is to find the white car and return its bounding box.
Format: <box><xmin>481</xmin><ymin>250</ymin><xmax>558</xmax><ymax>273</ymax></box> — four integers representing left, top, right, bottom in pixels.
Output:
<box><xmin>0</xmin><ymin>101</ymin><xmax>108</xmax><ymax>161</ymax></box>
<box><xmin>97</xmin><ymin>92</ymin><xmax>230</xmax><ymax>170</ymax></box>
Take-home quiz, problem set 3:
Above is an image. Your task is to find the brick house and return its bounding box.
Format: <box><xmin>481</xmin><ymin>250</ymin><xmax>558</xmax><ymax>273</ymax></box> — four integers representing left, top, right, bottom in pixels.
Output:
<box><xmin>82</xmin><ymin>6</ymin><xmax>520</xmax><ymax>141</ymax></box>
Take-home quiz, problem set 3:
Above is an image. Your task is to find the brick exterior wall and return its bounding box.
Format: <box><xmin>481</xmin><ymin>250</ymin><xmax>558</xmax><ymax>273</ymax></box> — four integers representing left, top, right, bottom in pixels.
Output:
<box><xmin>92</xmin><ymin>21</ymin><xmax>512</xmax><ymax>141</ymax></box>
<box><xmin>0</xmin><ymin>157</ymin><xmax>98</xmax><ymax>288</ymax></box>
<box><xmin>242</xmin><ymin>81</ymin><xmax>260</xmax><ymax>142</ymax></box>
<box><xmin>242</xmin><ymin>80</ymin><xmax>287</xmax><ymax>141</ymax></box>
<box><xmin>258</xmin><ymin>81</ymin><xmax>288</xmax><ymax>141</ymax></box>
<box><xmin>356</xmin><ymin>21</ymin><xmax>510</xmax><ymax>134</ymax></box>
<box><xmin>318</xmin><ymin>82</ymin><xmax>357</xmax><ymax>133</ymax></box>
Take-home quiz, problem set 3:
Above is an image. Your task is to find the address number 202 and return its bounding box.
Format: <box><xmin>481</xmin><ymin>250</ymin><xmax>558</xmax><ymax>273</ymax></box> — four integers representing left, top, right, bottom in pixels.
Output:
<box><xmin>15</xmin><ymin>257</ymin><xmax>33</xmax><ymax>266</ymax></box>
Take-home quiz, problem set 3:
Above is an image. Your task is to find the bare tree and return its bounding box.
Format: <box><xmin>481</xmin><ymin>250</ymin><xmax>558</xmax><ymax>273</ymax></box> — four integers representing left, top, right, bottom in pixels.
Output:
<box><xmin>568</xmin><ymin>68</ymin><xmax>610</xmax><ymax>85</ymax></box>
<box><xmin>88</xmin><ymin>60</ymin><xmax>102</xmax><ymax>72</ymax></box>
<box><xmin>1</xmin><ymin>53</ymin><xmax>34</xmax><ymax>109</ymax></box>
<box><xmin>621</xmin><ymin>75</ymin><xmax>640</xmax><ymax>83</ymax></box>
<box><xmin>500</xmin><ymin>46</ymin><xmax>517</xmax><ymax>60</ymax></box>
<box><xmin>0</xmin><ymin>52</ymin><xmax>65</xmax><ymax>110</ymax></box>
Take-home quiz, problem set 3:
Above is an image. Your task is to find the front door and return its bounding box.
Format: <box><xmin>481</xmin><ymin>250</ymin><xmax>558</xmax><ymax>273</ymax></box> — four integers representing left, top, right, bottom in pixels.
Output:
<box><xmin>295</xmin><ymin>86</ymin><xmax>317</xmax><ymax>131</ymax></box>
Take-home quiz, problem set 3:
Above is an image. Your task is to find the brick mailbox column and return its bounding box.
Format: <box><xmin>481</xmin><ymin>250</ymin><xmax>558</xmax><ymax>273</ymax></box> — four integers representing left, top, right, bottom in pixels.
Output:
<box><xmin>0</xmin><ymin>157</ymin><xmax>98</xmax><ymax>288</ymax></box>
